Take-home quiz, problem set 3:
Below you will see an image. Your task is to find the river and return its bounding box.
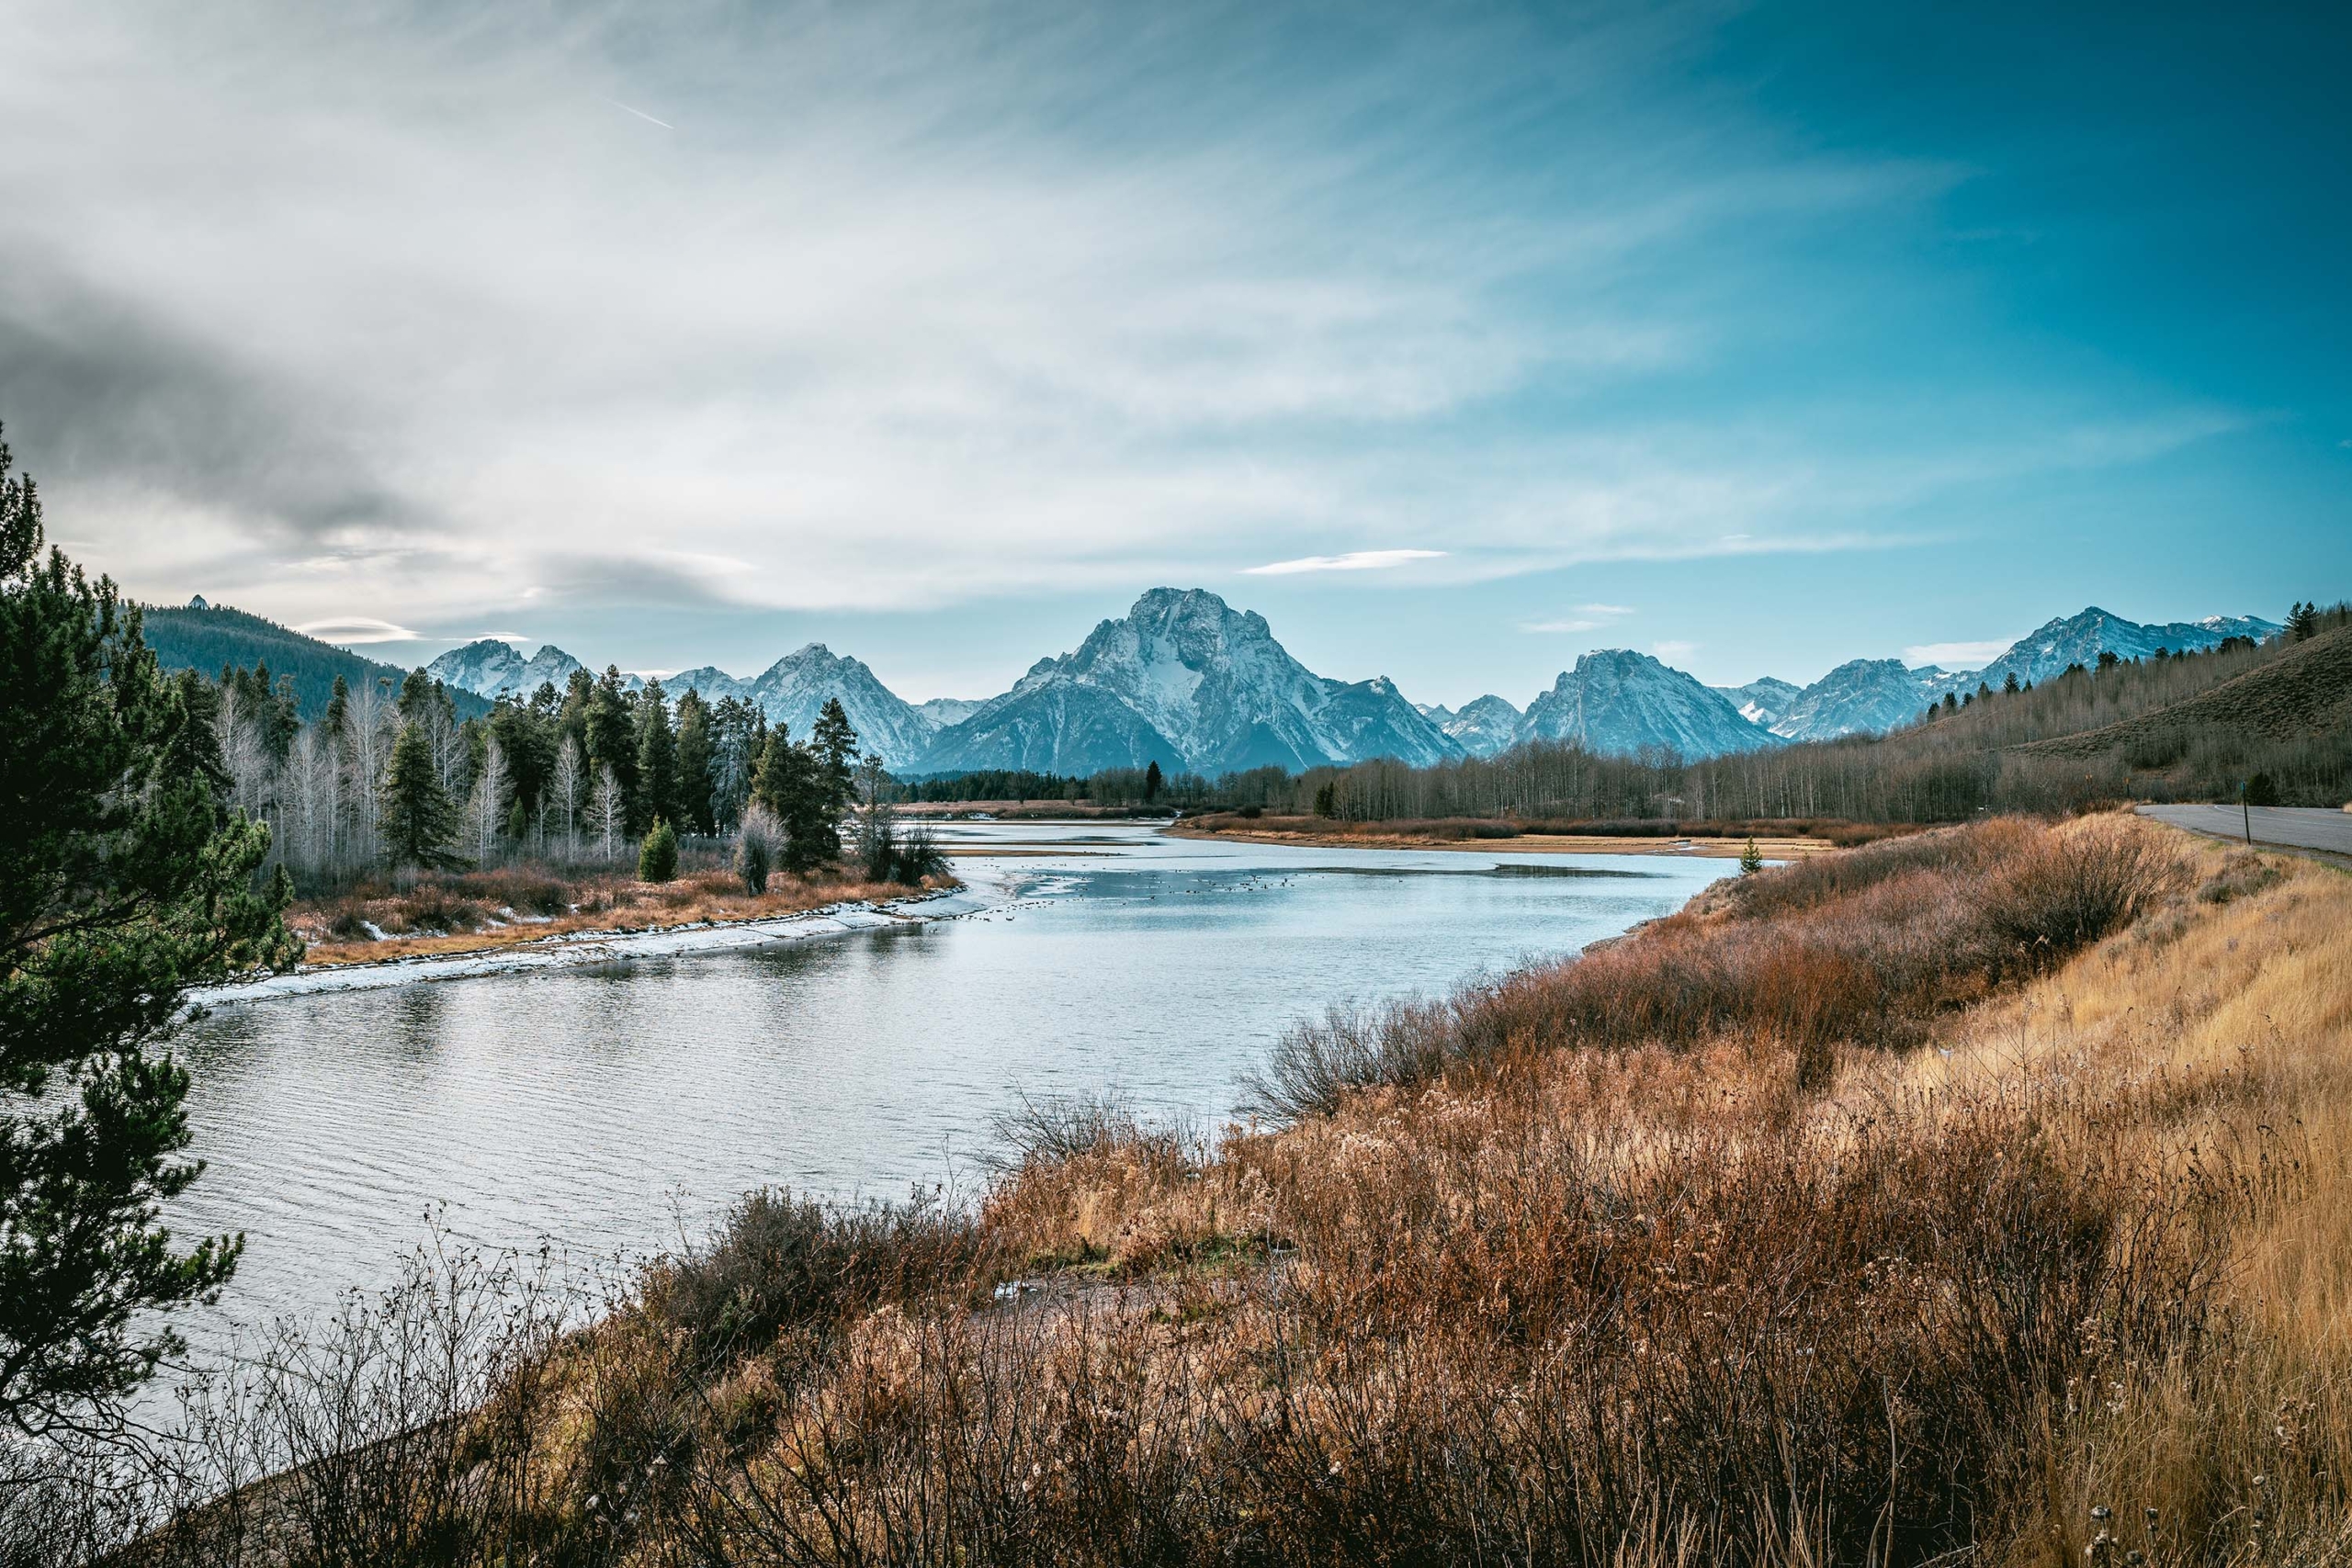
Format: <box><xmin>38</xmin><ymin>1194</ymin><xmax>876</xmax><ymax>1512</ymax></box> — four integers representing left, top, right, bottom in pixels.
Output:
<box><xmin>169</xmin><ymin>821</ymin><xmax>1731</xmax><ymax>1347</ymax></box>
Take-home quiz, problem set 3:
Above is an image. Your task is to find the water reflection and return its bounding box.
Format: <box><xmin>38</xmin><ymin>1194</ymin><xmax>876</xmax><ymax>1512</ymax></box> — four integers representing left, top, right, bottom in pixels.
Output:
<box><xmin>171</xmin><ymin>823</ymin><xmax>1730</xmax><ymax>1347</ymax></box>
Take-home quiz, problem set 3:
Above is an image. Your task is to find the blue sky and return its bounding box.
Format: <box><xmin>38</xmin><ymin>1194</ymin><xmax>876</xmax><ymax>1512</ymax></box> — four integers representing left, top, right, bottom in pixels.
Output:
<box><xmin>1</xmin><ymin>1</ymin><xmax>2344</xmax><ymax>705</ymax></box>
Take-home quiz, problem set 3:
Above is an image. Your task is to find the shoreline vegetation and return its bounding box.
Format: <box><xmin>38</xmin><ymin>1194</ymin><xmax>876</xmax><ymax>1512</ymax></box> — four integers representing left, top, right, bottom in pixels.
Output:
<box><xmin>25</xmin><ymin>812</ymin><xmax>2352</xmax><ymax>1564</ymax></box>
<box><xmin>1170</xmin><ymin>813</ymin><xmax>1894</xmax><ymax>858</ymax></box>
<box><xmin>279</xmin><ymin>852</ymin><xmax>960</xmax><ymax>969</ymax></box>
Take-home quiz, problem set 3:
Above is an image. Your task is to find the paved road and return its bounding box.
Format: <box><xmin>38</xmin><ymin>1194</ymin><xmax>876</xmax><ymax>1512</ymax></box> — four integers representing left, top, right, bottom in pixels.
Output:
<box><xmin>2138</xmin><ymin>804</ymin><xmax>2352</xmax><ymax>855</ymax></box>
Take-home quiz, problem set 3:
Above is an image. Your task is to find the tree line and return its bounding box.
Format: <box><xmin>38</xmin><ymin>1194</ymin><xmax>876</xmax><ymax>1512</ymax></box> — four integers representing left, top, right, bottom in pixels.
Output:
<box><xmin>1236</xmin><ymin>611</ymin><xmax>2351</xmax><ymax>825</ymax></box>
<box><xmin>208</xmin><ymin>659</ymin><xmax>910</xmax><ymax>883</ymax></box>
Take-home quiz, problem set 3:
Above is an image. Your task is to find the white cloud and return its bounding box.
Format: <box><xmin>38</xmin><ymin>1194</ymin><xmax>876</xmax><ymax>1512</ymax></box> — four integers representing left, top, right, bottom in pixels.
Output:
<box><xmin>1521</xmin><ymin>618</ymin><xmax>1601</xmax><ymax>633</ymax></box>
<box><xmin>1576</xmin><ymin>602</ymin><xmax>1634</xmax><ymax>615</ymax></box>
<box><xmin>1245</xmin><ymin>548</ymin><xmax>1447</xmax><ymax>577</ymax></box>
<box><xmin>0</xmin><ymin>2</ymin><xmax>2250</xmax><ymax>650</ymax></box>
<box><xmin>294</xmin><ymin>615</ymin><xmax>416</xmax><ymax>644</ymax></box>
<box><xmin>1904</xmin><ymin>638</ymin><xmax>2011</xmax><ymax>671</ymax></box>
<box><xmin>1653</xmin><ymin>639</ymin><xmax>1701</xmax><ymax>662</ymax></box>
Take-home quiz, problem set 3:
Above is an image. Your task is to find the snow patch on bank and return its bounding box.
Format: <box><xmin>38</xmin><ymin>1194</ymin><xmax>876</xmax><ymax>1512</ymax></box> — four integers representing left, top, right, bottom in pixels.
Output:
<box><xmin>196</xmin><ymin>883</ymin><xmax>1013</xmax><ymax>1007</ymax></box>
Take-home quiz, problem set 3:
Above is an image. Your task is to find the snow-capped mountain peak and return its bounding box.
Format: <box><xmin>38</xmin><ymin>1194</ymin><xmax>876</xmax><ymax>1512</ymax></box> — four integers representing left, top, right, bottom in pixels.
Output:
<box><xmin>424</xmin><ymin>639</ymin><xmax>584</xmax><ymax>700</ymax></box>
<box><xmin>1520</xmin><ymin>649</ymin><xmax>1781</xmax><ymax>759</ymax></box>
<box><xmin>922</xmin><ymin>588</ymin><xmax>1461</xmax><ymax>775</ymax></box>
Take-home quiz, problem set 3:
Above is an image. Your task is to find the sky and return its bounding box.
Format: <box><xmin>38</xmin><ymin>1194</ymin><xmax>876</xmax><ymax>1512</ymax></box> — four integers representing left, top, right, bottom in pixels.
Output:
<box><xmin>1</xmin><ymin>0</ymin><xmax>2346</xmax><ymax>705</ymax></box>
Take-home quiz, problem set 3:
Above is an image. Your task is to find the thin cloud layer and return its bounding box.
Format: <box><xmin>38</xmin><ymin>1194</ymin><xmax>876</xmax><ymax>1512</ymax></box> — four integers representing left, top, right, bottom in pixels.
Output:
<box><xmin>1905</xmin><ymin>639</ymin><xmax>2014</xmax><ymax>671</ymax></box>
<box><xmin>0</xmin><ymin>0</ymin><xmax>2278</xmax><ymax>673</ymax></box>
<box><xmin>1245</xmin><ymin>549</ymin><xmax>1446</xmax><ymax>576</ymax></box>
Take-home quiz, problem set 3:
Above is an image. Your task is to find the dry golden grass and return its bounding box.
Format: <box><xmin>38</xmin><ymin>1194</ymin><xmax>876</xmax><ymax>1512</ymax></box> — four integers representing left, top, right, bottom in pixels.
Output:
<box><xmin>77</xmin><ymin>816</ymin><xmax>2352</xmax><ymax>1566</ymax></box>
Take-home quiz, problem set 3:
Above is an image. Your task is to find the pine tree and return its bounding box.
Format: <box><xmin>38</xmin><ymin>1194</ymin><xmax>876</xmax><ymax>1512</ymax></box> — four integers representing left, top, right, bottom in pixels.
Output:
<box><xmin>1739</xmin><ymin>837</ymin><xmax>1764</xmax><ymax>875</ymax></box>
<box><xmin>380</xmin><ymin>721</ymin><xmax>463</xmax><ymax>869</ymax></box>
<box><xmin>674</xmin><ymin>688</ymin><xmax>715</xmax><ymax>835</ymax></box>
<box><xmin>492</xmin><ymin>694</ymin><xmax>553</xmax><ymax>834</ymax></box>
<box><xmin>2289</xmin><ymin>600</ymin><xmax>2320</xmax><ymax>641</ymax></box>
<box><xmin>1145</xmin><ymin>761</ymin><xmax>1163</xmax><ymax>802</ymax></box>
<box><xmin>635</xmin><ymin>679</ymin><xmax>679</xmax><ymax>837</ymax></box>
<box><xmin>0</xmin><ymin>428</ymin><xmax>298</xmax><ymax>1434</ymax></box>
<box><xmin>2002</xmin><ymin>671</ymin><xmax>2019</xmax><ymax>694</ymax></box>
<box><xmin>584</xmin><ymin>666</ymin><xmax>638</xmax><ymax>829</ymax></box>
<box><xmin>639</xmin><ymin>817</ymin><xmax>679</xmax><ymax>883</ymax></box>
<box><xmin>810</xmin><ymin>697</ymin><xmax>859</xmax><ymax>819</ymax></box>
<box><xmin>752</xmin><ymin>728</ymin><xmax>836</xmax><ymax>873</ymax></box>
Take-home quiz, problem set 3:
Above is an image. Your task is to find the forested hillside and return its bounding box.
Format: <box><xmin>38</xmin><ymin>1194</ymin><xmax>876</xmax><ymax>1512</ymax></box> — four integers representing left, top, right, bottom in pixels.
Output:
<box><xmin>1248</xmin><ymin>604</ymin><xmax>2350</xmax><ymax>824</ymax></box>
<box><xmin>141</xmin><ymin>601</ymin><xmax>488</xmax><ymax>721</ymax></box>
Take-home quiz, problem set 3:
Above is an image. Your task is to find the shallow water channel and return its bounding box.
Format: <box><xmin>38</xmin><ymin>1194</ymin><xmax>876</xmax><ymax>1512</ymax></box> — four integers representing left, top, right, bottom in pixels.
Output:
<box><xmin>171</xmin><ymin>822</ymin><xmax>1732</xmax><ymax>1348</ymax></box>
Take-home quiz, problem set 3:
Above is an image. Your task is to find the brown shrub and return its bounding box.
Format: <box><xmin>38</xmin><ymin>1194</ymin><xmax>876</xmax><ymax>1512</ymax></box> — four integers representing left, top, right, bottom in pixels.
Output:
<box><xmin>1246</xmin><ymin>818</ymin><xmax>2188</xmax><ymax>1121</ymax></box>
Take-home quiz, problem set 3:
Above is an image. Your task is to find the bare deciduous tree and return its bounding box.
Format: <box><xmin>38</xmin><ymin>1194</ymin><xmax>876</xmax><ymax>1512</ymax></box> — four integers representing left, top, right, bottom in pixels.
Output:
<box><xmin>587</xmin><ymin>763</ymin><xmax>624</xmax><ymax>863</ymax></box>
<box><xmin>549</xmin><ymin>735</ymin><xmax>584</xmax><ymax>856</ymax></box>
<box><xmin>467</xmin><ymin>735</ymin><xmax>509</xmax><ymax>867</ymax></box>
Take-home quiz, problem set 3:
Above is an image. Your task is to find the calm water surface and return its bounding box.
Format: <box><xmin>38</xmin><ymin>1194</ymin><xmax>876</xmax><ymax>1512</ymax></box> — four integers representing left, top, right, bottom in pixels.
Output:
<box><xmin>173</xmin><ymin>823</ymin><xmax>1730</xmax><ymax>1342</ymax></box>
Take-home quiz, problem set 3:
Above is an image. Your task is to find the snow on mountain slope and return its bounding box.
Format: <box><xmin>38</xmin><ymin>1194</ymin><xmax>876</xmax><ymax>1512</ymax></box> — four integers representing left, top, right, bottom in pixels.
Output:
<box><xmin>425</xmin><ymin>639</ymin><xmax>584</xmax><ymax>700</ymax></box>
<box><xmin>664</xmin><ymin>666</ymin><xmax>752</xmax><ymax>705</ymax></box>
<box><xmin>1711</xmin><ymin>676</ymin><xmax>1802</xmax><ymax>728</ymax></box>
<box><xmin>749</xmin><ymin>644</ymin><xmax>935</xmax><ymax>768</ymax></box>
<box><xmin>1770</xmin><ymin>660</ymin><xmax>1962</xmax><ymax>741</ymax></box>
<box><xmin>1971</xmin><ymin>607</ymin><xmax>2282</xmax><ymax>688</ymax></box>
<box><xmin>914</xmin><ymin>697</ymin><xmax>984</xmax><ymax>728</ymax></box>
<box><xmin>1520</xmin><ymin>649</ymin><xmax>1781</xmax><ymax>759</ymax></box>
<box><xmin>921</xmin><ymin>588</ymin><xmax>1461</xmax><ymax>776</ymax></box>
<box><xmin>1432</xmin><ymin>694</ymin><xmax>1523</xmax><ymax>758</ymax></box>
<box><xmin>916</xmin><ymin>679</ymin><xmax>1185</xmax><ymax>774</ymax></box>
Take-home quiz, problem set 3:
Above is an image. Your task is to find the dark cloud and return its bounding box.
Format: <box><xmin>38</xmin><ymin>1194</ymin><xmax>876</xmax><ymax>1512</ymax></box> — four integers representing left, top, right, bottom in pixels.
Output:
<box><xmin>0</xmin><ymin>260</ymin><xmax>420</xmax><ymax>547</ymax></box>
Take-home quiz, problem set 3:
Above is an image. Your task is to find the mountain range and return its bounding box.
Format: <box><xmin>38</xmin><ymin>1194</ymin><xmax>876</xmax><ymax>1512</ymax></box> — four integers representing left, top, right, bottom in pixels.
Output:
<box><xmin>158</xmin><ymin>593</ymin><xmax>2281</xmax><ymax>775</ymax></box>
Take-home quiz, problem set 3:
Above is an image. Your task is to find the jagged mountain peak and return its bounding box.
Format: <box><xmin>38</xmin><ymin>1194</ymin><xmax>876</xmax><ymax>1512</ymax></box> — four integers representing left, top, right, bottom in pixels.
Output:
<box><xmin>1436</xmin><ymin>694</ymin><xmax>1522</xmax><ymax>758</ymax></box>
<box><xmin>1769</xmin><ymin>658</ymin><xmax>1961</xmax><ymax>741</ymax></box>
<box><xmin>1974</xmin><ymin>605</ymin><xmax>2283</xmax><ymax>686</ymax></box>
<box><xmin>921</xmin><ymin>587</ymin><xmax>1460</xmax><ymax>776</ymax></box>
<box><xmin>1521</xmin><ymin>649</ymin><xmax>1779</xmax><ymax>760</ymax></box>
<box><xmin>425</xmin><ymin>638</ymin><xmax>582</xmax><ymax>701</ymax></box>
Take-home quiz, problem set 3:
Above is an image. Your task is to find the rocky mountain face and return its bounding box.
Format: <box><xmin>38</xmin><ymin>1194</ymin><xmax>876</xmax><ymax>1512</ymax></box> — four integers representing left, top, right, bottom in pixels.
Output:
<box><xmin>424</xmin><ymin>639</ymin><xmax>584</xmax><ymax>700</ymax></box>
<box><xmin>921</xmin><ymin>589</ymin><xmax>1462</xmax><ymax>776</ymax></box>
<box><xmin>746</xmin><ymin>644</ymin><xmax>935</xmax><ymax>769</ymax></box>
<box><xmin>1418</xmin><ymin>694</ymin><xmax>1522</xmax><ymax>758</ymax></box>
<box><xmin>1768</xmin><ymin>660</ymin><xmax>1962</xmax><ymax>741</ymax></box>
<box><xmin>412</xmin><ymin>599</ymin><xmax>2284</xmax><ymax>779</ymax></box>
<box><xmin>1520</xmin><ymin>649</ymin><xmax>1781</xmax><ymax>759</ymax></box>
<box><xmin>914</xmin><ymin>696</ymin><xmax>985</xmax><ymax>728</ymax></box>
<box><xmin>1712</xmin><ymin>676</ymin><xmax>1802</xmax><ymax>728</ymax></box>
<box><xmin>1971</xmin><ymin>607</ymin><xmax>2280</xmax><ymax>688</ymax></box>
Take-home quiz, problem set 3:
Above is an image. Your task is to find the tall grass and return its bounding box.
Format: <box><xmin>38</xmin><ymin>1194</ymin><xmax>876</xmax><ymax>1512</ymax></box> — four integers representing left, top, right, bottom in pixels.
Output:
<box><xmin>1248</xmin><ymin>818</ymin><xmax>2185</xmax><ymax>1121</ymax></box>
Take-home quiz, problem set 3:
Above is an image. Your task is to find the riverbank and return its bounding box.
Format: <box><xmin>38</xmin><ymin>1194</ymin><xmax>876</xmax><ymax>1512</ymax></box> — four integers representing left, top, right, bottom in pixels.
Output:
<box><xmin>281</xmin><ymin>863</ymin><xmax>959</xmax><ymax>968</ymax></box>
<box><xmin>196</xmin><ymin>891</ymin><xmax>967</xmax><ymax>1003</ymax></box>
<box><xmin>83</xmin><ymin>812</ymin><xmax>2352</xmax><ymax>1565</ymax></box>
<box><xmin>1170</xmin><ymin>816</ymin><xmax>1839</xmax><ymax>858</ymax></box>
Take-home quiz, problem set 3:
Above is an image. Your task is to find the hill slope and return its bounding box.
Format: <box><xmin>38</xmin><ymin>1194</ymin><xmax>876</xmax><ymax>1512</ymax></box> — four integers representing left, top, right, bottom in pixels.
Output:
<box><xmin>2016</xmin><ymin>624</ymin><xmax>2352</xmax><ymax>758</ymax></box>
<box><xmin>141</xmin><ymin>602</ymin><xmax>487</xmax><ymax>721</ymax></box>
